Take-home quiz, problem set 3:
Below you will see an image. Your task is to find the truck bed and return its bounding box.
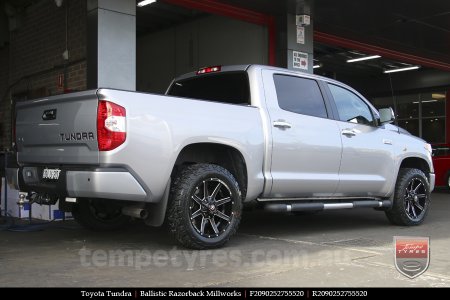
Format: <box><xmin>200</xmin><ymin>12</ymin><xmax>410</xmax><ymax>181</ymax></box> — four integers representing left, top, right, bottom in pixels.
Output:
<box><xmin>14</xmin><ymin>88</ymin><xmax>265</xmax><ymax>202</ymax></box>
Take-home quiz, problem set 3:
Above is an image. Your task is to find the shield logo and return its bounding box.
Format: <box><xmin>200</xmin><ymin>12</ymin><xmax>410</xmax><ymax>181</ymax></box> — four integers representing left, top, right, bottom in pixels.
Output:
<box><xmin>394</xmin><ymin>236</ymin><xmax>430</xmax><ymax>279</ymax></box>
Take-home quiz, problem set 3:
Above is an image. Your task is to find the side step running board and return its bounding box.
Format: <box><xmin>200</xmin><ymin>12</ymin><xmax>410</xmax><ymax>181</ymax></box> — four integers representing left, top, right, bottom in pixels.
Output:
<box><xmin>265</xmin><ymin>200</ymin><xmax>392</xmax><ymax>213</ymax></box>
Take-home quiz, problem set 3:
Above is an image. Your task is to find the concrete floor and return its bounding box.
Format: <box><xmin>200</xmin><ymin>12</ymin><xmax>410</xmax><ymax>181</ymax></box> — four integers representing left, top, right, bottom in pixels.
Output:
<box><xmin>0</xmin><ymin>191</ymin><xmax>449</xmax><ymax>287</ymax></box>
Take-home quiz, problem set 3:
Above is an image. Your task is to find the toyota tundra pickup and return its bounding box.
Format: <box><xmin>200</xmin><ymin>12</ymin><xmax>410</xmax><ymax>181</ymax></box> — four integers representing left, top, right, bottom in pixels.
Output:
<box><xmin>7</xmin><ymin>65</ymin><xmax>435</xmax><ymax>249</ymax></box>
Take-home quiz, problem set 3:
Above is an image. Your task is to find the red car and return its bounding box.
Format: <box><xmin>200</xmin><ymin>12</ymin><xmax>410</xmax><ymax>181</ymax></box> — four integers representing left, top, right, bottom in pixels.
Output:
<box><xmin>432</xmin><ymin>144</ymin><xmax>450</xmax><ymax>189</ymax></box>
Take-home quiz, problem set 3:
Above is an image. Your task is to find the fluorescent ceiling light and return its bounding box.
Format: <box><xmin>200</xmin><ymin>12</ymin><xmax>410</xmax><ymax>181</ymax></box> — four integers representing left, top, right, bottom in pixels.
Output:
<box><xmin>412</xmin><ymin>100</ymin><xmax>437</xmax><ymax>104</ymax></box>
<box><xmin>137</xmin><ymin>0</ymin><xmax>156</xmax><ymax>7</ymax></box>
<box><xmin>432</xmin><ymin>93</ymin><xmax>446</xmax><ymax>99</ymax></box>
<box><xmin>384</xmin><ymin>66</ymin><xmax>420</xmax><ymax>73</ymax></box>
<box><xmin>313</xmin><ymin>64</ymin><xmax>321</xmax><ymax>69</ymax></box>
<box><xmin>346</xmin><ymin>55</ymin><xmax>381</xmax><ymax>63</ymax></box>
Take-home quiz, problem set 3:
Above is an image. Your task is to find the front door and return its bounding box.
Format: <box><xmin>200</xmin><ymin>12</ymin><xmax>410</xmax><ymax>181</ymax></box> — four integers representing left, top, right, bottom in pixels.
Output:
<box><xmin>327</xmin><ymin>83</ymin><xmax>396</xmax><ymax>197</ymax></box>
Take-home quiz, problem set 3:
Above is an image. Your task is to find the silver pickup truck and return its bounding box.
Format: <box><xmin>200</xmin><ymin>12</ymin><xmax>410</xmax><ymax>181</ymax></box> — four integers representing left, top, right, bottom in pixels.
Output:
<box><xmin>7</xmin><ymin>65</ymin><xmax>434</xmax><ymax>249</ymax></box>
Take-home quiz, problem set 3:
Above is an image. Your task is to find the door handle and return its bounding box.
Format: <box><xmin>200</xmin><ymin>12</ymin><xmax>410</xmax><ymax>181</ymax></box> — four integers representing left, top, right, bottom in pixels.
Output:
<box><xmin>341</xmin><ymin>129</ymin><xmax>356</xmax><ymax>136</ymax></box>
<box><xmin>273</xmin><ymin>120</ymin><xmax>292</xmax><ymax>129</ymax></box>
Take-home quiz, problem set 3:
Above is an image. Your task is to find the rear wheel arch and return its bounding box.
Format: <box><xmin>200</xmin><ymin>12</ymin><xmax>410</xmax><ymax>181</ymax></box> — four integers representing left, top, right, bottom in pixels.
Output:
<box><xmin>173</xmin><ymin>143</ymin><xmax>248</xmax><ymax>200</ymax></box>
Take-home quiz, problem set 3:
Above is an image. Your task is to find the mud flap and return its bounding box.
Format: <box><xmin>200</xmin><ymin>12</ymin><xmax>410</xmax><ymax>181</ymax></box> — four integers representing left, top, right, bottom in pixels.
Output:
<box><xmin>144</xmin><ymin>179</ymin><xmax>171</xmax><ymax>227</ymax></box>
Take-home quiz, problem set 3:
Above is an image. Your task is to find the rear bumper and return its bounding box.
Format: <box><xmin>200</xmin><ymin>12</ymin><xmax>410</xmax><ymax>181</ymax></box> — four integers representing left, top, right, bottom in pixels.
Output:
<box><xmin>66</xmin><ymin>170</ymin><xmax>146</xmax><ymax>201</ymax></box>
<box><xmin>7</xmin><ymin>167</ymin><xmax>148</xmax><ymax>202</ymax></box>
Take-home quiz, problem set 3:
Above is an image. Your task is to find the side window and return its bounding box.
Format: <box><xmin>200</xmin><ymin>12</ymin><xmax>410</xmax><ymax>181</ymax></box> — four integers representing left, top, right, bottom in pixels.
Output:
<box><xmin>273</xmin><ymin>75</ymin><xmax>328</xmax><ymax>118</ymax></box>
<box><xmin>328</xmin><ymin>84</ymin><xmax>375</xmax><ymax>126</ymax></box>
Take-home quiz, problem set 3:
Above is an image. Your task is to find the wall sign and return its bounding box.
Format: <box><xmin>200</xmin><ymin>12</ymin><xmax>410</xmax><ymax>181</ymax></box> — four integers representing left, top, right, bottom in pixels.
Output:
<box><xmin>296</xmin><ymin>26</ymin><xmax>305</xmax><ymax>44</ymax></box>
<box><xmin>293</xmin><ymin>51</ymin><xmax>308</xmax><ymax>70</ymax></box>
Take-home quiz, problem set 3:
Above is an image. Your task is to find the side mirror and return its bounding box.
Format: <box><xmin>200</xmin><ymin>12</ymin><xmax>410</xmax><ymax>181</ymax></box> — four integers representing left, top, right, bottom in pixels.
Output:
<box><xmin>379</xmin><ymin>107</ymin><xmax>395</xmax><ymax>124</ymax></box>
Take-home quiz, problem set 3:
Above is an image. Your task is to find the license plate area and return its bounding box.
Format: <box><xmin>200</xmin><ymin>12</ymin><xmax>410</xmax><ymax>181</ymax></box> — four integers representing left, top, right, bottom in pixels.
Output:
<box><xmin>21</xmin><ymin>166</ymin><xmax>68</xmax><ymax>196</ymax></box>
<box><xmin>42</xmin><ymin>168</ymin><xmax>62</xmax><ymax>181</ymax></box>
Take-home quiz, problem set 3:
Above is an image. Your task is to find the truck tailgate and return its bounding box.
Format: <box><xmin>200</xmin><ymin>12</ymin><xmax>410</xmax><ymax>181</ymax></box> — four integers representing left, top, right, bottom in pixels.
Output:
<box><xmin>15</xmin><ymin>90</ymin><xmax>99</xmax><ymax>165</ymax></box>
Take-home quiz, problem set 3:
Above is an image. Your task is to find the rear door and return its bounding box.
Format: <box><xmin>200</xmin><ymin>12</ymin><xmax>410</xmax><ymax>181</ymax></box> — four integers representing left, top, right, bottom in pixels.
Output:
<box><xmin>15</xmin><ymin>90</ymin><xmax>99</xmax><ymax>165</ymax></box>
<box><xmin>262</xmin><ymin>70</ymin><xmax>342</xmax><ymax>197</ymax></box>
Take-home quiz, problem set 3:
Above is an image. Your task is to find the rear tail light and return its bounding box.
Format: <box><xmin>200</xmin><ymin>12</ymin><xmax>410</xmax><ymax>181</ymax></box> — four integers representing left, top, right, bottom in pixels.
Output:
<box><xmin>97</xmin><ymin>100</ymin><xmax>126</xmax><ymax>151</ymax></box>
<box><xmin>196</xmin><ymin>65</ymin><xmax>221</xmax><ymax>75</ymax></box>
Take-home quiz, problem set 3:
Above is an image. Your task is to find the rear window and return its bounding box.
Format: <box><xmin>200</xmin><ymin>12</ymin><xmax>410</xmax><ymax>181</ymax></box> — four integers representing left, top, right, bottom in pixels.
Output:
<box><xmin>167</xmin><ymin>72</ymin><xmax>250</xmax><ymax>105</ymax></box>
<box><xmin>273</xmin><ymin>74</ymin><xmax>328</xmax><ymax>118</ymax></box>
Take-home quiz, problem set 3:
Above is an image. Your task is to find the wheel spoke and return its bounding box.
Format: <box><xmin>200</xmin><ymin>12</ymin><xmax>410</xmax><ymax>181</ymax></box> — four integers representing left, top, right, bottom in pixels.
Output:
<box><xmin>411</xmin><ymin>205</ymin><xmax>418</xmax><ymax>218</ymax></box>
<box><xmin>406</xmin><ymin>201</ymin><xmax>411</xmax><ymax>214</ymax></box>
<box><xmin>215</xmin><ymin>210</ymin><xmax>231</xmax><ymax>222</ymax></box>
<box><xmin>203</xmin><ymin>181</ymin><xmax>208</xmax><ymax>198</ymax></box>
<box><xmin>192</xmin><ymin>195</ymin><xmax>204</xmax><ymax>206</ymax></box>
<box><xmin>210</xmin><ymin>218</ymin><xmax>219</xmax><ymax>235</ymax></box>
<box><xmin>191</xmin><ymin>208</ymin><xmax>202</xmax><ymax>219</ymax></box>
<box><xmin>215</xmin><ymin>197</ymin><xmax>231</xmax><ymax>206</ymax></box>
<box><xmin>211</xmin><ymin>182</ymin><xmax>222</xmax><ymax>199</ymax></box>
<box><xmin>413</xmin><ymin>182</ymin><xmax>423</xmax><ymax>193</ymax></box>
<box><xmin>416</xmin><ymin>194</ymin><xmax>426</xmax><ymax>198</ymax></box>
<box><xmin>200</xmin><ymin>217</ymin><xmax>208</xmax><ymax>235</ymax></box>
<box><xmin>407</xmin><ymin>182</ymin><xmax>414</xmax><ymax>193</ymax></box>
<box><xmin>414</xmin><ymin>202</ymin><xmax>424</xmax><ymax>211</ymax></box>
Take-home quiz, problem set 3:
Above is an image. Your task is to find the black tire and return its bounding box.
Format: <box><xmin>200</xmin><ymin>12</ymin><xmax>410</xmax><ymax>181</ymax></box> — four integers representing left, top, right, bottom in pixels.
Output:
<box><xmin>72</xmin><ymin>198</ymin><xmax>130</xmax><ymax>231</ymax></box>
<box><xmin>446</xmin><ymin>173</ymin><xmax>450</xmax><ymax>191</ymax></box>
<box><xmin>167</xmin><ymin>164</ymin><xmax>242</xmax><ymax>249</ymax></box>
<box><xmin>385</xmin><ymin>168</ymin><xmax>431</xmax><ymax>226</ymax></box>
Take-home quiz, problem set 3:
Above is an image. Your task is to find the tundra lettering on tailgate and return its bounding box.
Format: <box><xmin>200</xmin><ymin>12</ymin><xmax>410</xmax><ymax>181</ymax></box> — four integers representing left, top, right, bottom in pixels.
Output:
<box><xmin>60</xmin><ymin>132</ymin><xmax>95</xmax><ymax>141</ymax></box>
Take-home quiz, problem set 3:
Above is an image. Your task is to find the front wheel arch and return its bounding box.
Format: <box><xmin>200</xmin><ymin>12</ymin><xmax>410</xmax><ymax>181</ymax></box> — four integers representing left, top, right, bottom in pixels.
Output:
<box><xmin>398</xmin><ymin>156</ymin><xmax>431</xmax><ymax>180</ymax></box>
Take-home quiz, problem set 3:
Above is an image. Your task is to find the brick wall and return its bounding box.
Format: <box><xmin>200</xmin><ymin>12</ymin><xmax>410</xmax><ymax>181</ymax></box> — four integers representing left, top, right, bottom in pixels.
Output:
<box><xmin>0</xmin><ymin>0</ymin><xmax>87</xmax><ymax>149</ymax></box>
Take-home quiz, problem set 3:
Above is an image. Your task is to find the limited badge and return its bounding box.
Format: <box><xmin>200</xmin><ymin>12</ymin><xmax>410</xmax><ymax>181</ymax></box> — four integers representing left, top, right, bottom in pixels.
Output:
<box><xmin>394</xmin><ymin>236</ymin><xmax>430</xmax><ymax>278</ymax></box>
